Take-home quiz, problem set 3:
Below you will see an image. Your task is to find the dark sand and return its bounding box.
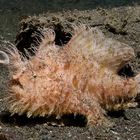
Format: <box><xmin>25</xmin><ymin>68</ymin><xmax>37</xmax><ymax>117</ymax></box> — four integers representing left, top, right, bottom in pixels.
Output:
<box><xmin>0</xmin><ymin>1</ymin><xmax>140</xmax><ymax>140</ymax></box>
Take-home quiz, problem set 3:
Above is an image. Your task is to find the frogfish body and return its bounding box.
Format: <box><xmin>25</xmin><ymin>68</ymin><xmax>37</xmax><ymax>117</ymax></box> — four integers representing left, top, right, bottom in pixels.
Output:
<box><xmin>0</xmin><ymin>26</ymin><xmax>140</xmax><ymax>126</ymax></box>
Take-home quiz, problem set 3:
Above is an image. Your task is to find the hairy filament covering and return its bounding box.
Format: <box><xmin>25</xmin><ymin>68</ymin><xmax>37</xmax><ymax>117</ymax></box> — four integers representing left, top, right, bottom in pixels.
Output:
<box><xmin>1</xmin><ymin>25</ymin><xmax>139</xmax><ymax>126</ymax></box>
<box><xmin>5</xmin><ymin>43</ymin><xmax>25</xmax><ymax>77</ymax></box>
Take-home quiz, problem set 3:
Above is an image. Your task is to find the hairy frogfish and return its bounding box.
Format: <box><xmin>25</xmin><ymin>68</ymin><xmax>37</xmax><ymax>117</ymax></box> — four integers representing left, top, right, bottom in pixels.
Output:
<box><xmin>0</xmin><ymin>26</ymin><xmax>140</xmax><ymax>126</ymax></box>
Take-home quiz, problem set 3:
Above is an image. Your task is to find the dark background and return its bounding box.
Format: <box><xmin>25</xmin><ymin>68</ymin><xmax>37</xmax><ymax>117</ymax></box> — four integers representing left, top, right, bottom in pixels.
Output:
<box><xmin>0</xmin><ymin>0</ymin><xmax>140</xmax><ymax>41</ymax></box>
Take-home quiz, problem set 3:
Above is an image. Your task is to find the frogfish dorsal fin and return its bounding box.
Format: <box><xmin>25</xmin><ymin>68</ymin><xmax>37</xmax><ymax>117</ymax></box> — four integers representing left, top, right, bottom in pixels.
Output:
<box><xmin>67</xmin><ymin>25</ymin><xmax>135</xmax><ymax>72</ymax></box>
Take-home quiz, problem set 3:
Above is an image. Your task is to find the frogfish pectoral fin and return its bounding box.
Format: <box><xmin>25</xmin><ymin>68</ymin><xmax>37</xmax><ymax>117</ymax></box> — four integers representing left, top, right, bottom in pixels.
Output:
<box><xmin>92</xmin><ymin>37</ymin><xmax>135</xmax><ymax>73</ymax></box>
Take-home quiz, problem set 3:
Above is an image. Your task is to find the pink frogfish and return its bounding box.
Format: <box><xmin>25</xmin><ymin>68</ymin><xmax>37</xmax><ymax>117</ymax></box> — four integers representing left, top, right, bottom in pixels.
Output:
<box><xmin>0</xmin><ymin>26</ymin><xmax>140</xmax><ymax>126</ymax></box>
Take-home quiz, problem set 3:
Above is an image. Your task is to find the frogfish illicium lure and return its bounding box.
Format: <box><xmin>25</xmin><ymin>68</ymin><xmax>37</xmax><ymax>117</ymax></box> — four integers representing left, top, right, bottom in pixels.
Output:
<box><xmin>0</xmin><ymin>25</ymin><xmax>140</xmax><ymax>126</ymax></box>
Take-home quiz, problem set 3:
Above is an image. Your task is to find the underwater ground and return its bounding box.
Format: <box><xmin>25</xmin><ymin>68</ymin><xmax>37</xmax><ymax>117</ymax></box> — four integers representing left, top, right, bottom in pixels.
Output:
<box><xmin>0</xmin><ymin>0</ymin><xmax>140</xmax><ymax>139</ymax></box>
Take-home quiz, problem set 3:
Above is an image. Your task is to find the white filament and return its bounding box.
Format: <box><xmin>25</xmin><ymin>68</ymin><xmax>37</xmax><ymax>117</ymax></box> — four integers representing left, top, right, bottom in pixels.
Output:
<box><xmin>0</xmin><ymin>51</ymin><xmax>9</xmax><ymax>64</ymax></box>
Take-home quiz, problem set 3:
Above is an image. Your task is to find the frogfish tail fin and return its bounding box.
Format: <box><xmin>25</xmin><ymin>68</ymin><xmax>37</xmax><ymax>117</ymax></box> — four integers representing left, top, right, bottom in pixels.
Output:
<box><xmin>135</xmin><ymin>73</ymin><xmax>140</xmax><ymax>103</ymax></box>
<box><xmin>67</xmin><ymin>25</ymin><xmax>135</xmax><ymax>73</ymax></box>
